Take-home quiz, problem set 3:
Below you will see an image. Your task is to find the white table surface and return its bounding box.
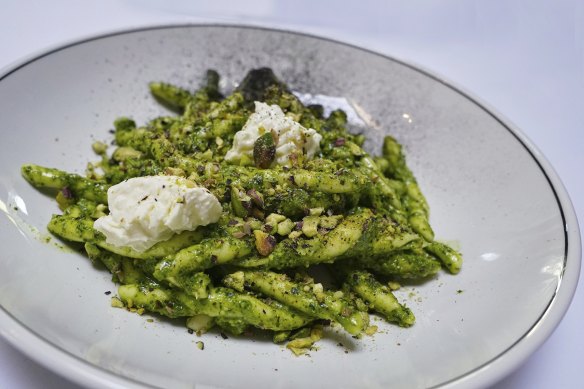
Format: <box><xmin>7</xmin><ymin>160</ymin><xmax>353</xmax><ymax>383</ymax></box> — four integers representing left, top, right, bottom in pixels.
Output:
<box><xmin>1</xmin><ymin>1</ymin><xmax>582</xmax><ymax>388</ymax></box>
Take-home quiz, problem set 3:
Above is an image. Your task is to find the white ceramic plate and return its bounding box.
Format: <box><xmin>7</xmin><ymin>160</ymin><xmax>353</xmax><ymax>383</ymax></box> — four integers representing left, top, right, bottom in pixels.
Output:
<box><xmin>0</xmin><ymin>25</ymin><xmax>580</xmax><ymax>389</ymax></box>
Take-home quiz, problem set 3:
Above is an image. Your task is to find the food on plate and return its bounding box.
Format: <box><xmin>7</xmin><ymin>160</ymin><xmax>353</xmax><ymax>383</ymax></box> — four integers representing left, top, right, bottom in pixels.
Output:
<box><xmin>21</xmin><ymin>68</ymin><xmax>462</xmax><ymax>354</ymax></box>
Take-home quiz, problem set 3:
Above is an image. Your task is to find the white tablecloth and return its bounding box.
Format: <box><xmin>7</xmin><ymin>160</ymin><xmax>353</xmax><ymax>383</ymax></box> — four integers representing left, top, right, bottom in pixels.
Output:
<box><xmin>1</xmin><ymin>1</ymin><xmax>582</xmax><ymax>387</ymax></box>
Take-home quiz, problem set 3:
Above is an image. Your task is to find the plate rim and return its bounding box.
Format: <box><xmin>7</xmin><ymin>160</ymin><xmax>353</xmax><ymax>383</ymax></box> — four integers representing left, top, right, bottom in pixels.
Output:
<box><xmin>0</xmin><ymin>22</ymin><xmax>580</xmax><ymax>389</ymax></box>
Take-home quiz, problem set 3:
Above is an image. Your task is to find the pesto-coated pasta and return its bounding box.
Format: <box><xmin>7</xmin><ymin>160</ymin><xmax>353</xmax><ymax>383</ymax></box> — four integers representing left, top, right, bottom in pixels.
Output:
<box><xmin>22</xmin><ymin>68</ymin><xmax>462</xmax><ymax>353</ymax></box>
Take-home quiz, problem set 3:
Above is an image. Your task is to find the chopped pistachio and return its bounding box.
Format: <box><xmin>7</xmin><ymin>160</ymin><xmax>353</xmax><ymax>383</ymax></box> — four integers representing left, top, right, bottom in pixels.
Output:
<box><xmin>164</xmin><ymin>166</ymin><xmax>186</xmax><ymax>177</ymax></box>
<box><xmin>248</xmin><ymin>219</ymin><xmax>263</xmax><ymax>231</ymax></box>
<box><xmin>187</xmin><ymin>315</ymin><xmax>215</xmax><ymax>334</ymax></box>
<box><xmin>301</xmin><ymin>216</ymin><xmax>319</xmax><ymax>238</ymax></box>
<box><xmin>266</xmin><ymin>213</ymin><xmax>286</xmax><ymax>225</ymax></box>
<box><xmin>309</xmin><ymin>207</ymin><xmax>324</xmax><ymax>216</ymax></box>
<box><xmin>110</xmin><ymin>297</ymin><xmax>124</xmax><ymax>308</ymax></box>
<box><xmin>92</xmin><ymin>141</ymin><xmax>108</xmax><ymax>155</ymax></box>
<box><xmin>286</xmin><ymin>324</ymin><xmax>323</xmax><ymax>356</ymax></box>
<box><xmin>254</xmin><ymin>230</ymin><xmax>277</xmax><ymax>256</ymax></box>
<box><xmin>231</xmin><ymin>186</ymin><xmax>252</xmax><ymax>217</ymax></box>
<box><xmin>246</xmin><ymin>188</ymin><xmax>265</xmax><ymax>209</ymax></box>
<box><xmin>312</xmin><ymin>283</ymin><xmax>325</xmax><ymax>303</ymax></box>
<box><xmin>55</xmin><ymin>189</ymin><xmax>75</xmax><ymax>211</ymax></box>
<box><xmin>365</xmin><ymin>325</ymin><xmax>378</xmax><ymax>336</ymax></box>
<box><xmin>276</xmin><ymin>219</ymin><xmax>295</xmax><ymax>236</ymax></box>
<box><xmin>112</xmin><ymin>146</ymin><xmax>141</xmax><ymax>161</ymax></box>
<box><xmin>288</xmin><ymin>230</ymin><xmax>302</xmax><ymax>239</ymax></box>
<box><xmin>288</xmin><ymin>346</ymin><xmax>308</xmax><ymax>356</ymax></box>
<box><xmin>287</xmin><ymin>337</ymin><xmax>314</xmax><ymax>349</ymax></box>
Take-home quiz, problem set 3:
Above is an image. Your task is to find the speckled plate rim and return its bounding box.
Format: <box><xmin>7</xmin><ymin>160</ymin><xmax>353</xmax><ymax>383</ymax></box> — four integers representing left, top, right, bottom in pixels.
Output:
<box><xmin>0</xmin><ymin>23</ymin><xmax>580</xmax><ymax>389</ymax></box>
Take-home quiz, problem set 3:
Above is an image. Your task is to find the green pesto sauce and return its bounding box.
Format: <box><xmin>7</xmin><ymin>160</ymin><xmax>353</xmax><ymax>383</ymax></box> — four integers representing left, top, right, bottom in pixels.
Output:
<box><xmin>20</xmin><ymin>67</ymin><xmax>462</xmax><ymax>350</ymax></box>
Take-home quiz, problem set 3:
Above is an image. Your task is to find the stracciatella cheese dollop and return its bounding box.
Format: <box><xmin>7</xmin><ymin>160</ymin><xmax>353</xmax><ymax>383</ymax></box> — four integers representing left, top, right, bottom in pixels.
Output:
<box><xmin>93</xmin><ymin>176</ymin><xmax>222</xmax><ymax>252</ymax></box>
<box><xmin>225</xmin><ymin>101</ymin><xmax>322</xmax><ymax>166</ymax></box>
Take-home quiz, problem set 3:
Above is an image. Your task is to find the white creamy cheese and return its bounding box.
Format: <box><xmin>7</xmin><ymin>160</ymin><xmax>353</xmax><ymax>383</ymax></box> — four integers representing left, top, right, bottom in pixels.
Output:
<box><xmin>225</xmin><ymin>101</ymin><xmax>322</xmax><ymax>166</ymax></box>
<box><xmin>93</xmin><ymin>176</ymin><xmax>222</xmax><ymax>252</ymax></box>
